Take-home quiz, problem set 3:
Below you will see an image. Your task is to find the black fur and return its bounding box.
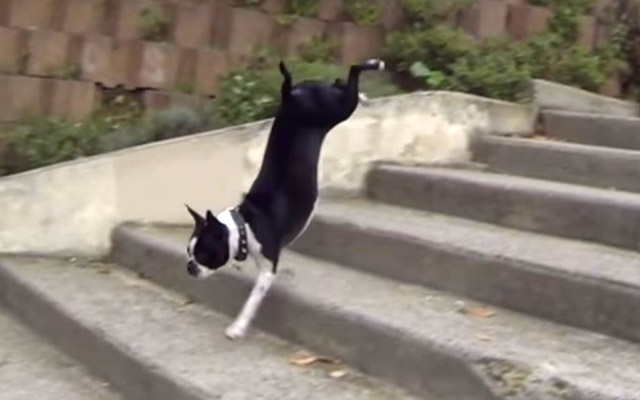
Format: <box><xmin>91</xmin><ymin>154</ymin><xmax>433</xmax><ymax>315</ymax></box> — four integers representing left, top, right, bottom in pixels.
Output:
<box><xmin>188</xmin><ymin>59</ymin><xmax>383</xmax><ymax>273</ymax></box>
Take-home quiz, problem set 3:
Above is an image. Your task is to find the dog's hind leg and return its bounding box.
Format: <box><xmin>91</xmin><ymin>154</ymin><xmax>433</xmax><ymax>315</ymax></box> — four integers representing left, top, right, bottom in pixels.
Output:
<box><xmin>225</xmin><ymin>256</ymin><xmax>277</xmax><ymax>340</ymax></box>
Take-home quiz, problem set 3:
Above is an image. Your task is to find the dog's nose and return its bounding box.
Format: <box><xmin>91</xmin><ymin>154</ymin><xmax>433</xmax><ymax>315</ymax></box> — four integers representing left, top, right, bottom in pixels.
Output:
<box><xmin>187</xmin><ymin>261</ymin><xmax>199</xmax><ymax>277</ymax></box>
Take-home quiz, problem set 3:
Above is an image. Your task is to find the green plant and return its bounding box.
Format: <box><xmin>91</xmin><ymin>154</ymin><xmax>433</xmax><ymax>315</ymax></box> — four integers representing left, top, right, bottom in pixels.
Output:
<box><xmin>286</xmin><ymin>0</ymin><xmax>318</xmax><ymax>17</ymax></box>
<box><xmin>384</xmin><ymin>24</ymin><xmax>474</xmax><ymax>73</ymax></box>
<box><xmin>1</xmin><ymin>100</ymin><xmax>215</xmax><ymax>175</ymax></box>
<box><xmin>344</xmin><ymin>0</ymin><xmax>382</xmax><ymax>25</ymax></box>
<box><xmin>446</xmin><ymin>38</ymin><xmax>532</xmax><ymax>102</ymax></box>
<box><xmin>299</xmin><ymin>36</ymin><xmax>337</xmax><ymax>63</ymax></box>
<box><xmin>275</xmin><ymin>14</ymin><xmax>298</xmax><ymax>26</ymax></box>
<box><xmin>137</xmin><ymin>6</ymin><xmax>171</xmax><ymax>41</ymax></box>
<box><xmin>409</xmin><ymin>61</ymin><xmax>451</xmax><ymax>89</ymax></box>
<box><xmin>228</xmin><ymin>0</ymin><xmax>262</xmax><ymax>6</ymax></box>
<box><xmin>401</xmin><ymin>0</ymin><xmax>472</xmax><ymax>24</ymax></box>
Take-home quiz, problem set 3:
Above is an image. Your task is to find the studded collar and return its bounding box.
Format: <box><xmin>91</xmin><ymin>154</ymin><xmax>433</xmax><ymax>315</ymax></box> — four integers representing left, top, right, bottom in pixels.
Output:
<box><xmin>230</xmin><ymin>208</ymin><xmax>248</xmax><ymax>261</ymax></box>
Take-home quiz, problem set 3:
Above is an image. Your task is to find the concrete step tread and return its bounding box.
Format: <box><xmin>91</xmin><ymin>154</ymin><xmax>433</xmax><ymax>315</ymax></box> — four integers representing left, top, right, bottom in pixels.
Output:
<box><xmin>376</xmin><ymin>164</ymin><xmax>640</xmax><ymax>204</ymax></box>
<box><xmin>314</xmin><ymin>199</ymin><xmax>640</xmax><ymax>289</ymax></box>
<box><xmin>479</xmin><ymin>135</ymin><xmax>640</xmax><ymax>158</ymax></box>
<box><xmin>0</xmin><ymin>308</ymin><xmax>121</xmax><ymax>400</ymax></box>
<box><xmin>131</xmin><ymin>224</ymin><xmax>640</xmax><ymax>399</ymax></box>
<box><xmin>0</xmin><ymin>256</ymin><xmax>415</xmax><ymax>400</ymax></box>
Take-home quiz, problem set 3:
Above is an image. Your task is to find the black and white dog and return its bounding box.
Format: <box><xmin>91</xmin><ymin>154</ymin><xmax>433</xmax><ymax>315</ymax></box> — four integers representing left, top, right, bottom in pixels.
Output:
<box><xmin>185</xmin><ymin>58</ymin><xmax>385</xmax><ymax>340</ymax></box>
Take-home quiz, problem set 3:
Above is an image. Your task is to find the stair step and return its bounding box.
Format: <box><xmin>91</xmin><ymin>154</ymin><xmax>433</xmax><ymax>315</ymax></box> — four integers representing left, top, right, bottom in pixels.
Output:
<box><xmin>292</xmin><ymin>199</ymin><xmax>640</xmax><ymax>344</ymax></box>
<box><xmin>543</xmin><ymin>110</ymin><xmax>640</xmax><ymax>150</ymax></box>
<box><xmin>473</xmin><ymin>135</ymin><xmax>640</xmax><ymax>193</ymax></box>
<box><xmin>367</xmin><ymin>164</ymin><xmax>640</xmax><ymax>251</ymax></box>
<box><xmin>0</xmin><ymin>256</ymin><xmax>414</xmax><ymax>400</ymax></box>
<box><xmin>0</xmin><ymin>308</ymin><xmax>121</xmax><ymax>400</ymax></box>
<box><xmin>113</xmin><ymin>224</ymin><xmax>640</xmax><ymax>400</ymax></box>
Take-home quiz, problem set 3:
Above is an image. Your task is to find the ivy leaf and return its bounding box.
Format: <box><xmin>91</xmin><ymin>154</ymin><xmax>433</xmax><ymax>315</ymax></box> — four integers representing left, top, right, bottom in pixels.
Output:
<box><xmin>409</xmin><ymin>61</ymin><xmax>432</xmax><ymax>78</ymax></box>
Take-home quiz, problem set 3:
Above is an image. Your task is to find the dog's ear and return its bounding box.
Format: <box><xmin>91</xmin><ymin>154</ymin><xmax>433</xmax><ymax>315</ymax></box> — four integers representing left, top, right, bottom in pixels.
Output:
<box><xmin>186</xmin><ymin>204</ymin><xmax>204</xmax><ymax>229</ymax></box>
<box><xmin>206</xmin><ymin>210</ymin><xmax>220</xmax><ymax>226</ymax></box>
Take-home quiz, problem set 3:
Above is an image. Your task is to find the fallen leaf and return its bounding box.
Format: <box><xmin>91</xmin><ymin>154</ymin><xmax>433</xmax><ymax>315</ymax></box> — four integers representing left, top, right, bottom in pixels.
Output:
<box><xmin>475</xmin><ymin>333</ymin><xmax>494</xmax><ymax>342</ymax></box>
<box><xmin>290</xmin><ymin>356</ymin><xmax>318</xmax><ymax>367</ymax></box>
<box><xmin>330</xmin><ymin>369</ymin><xmax>347</xmax><ymax>379</ymax></box>
<box><xmin>289</xmin><ymin>354</ymin><xmax>340</xmax><ymax>367</ymax></box>
<box><xmin>459</xmin><ymin>305</ymin><xmax>495</xmax><ymax>319</ymax></box>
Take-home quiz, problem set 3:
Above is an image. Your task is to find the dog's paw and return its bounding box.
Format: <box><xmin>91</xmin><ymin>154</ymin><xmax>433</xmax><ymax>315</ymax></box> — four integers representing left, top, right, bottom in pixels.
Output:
<box><xmin>365</xmin><ymin>59</ymin><xmax>385</xmax><ymax>71</ymax></box>
<box><xmin>225</xmin><ymin>324</ymin><xmax>246</xmax><ymax>340</ymax></box>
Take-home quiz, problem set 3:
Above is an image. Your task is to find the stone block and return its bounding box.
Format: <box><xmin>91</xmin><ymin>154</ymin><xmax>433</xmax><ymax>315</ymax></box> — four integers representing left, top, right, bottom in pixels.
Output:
<box><xmin>0</xmin><ymin>27</ymin><xmax>27</xmax><ymax>74</ymax></box>
<box><xmin>26</xmin><ymin>30</ymin><xmax>75</xmax><ymax>78</ymax></box>
<box><xmin>103</xmin><ymin>0</ymin><xmax>152</xmax><ymax>40</ymax></box>
<box><xmin>318</xmin><ymin>0</ymin><xmax>343</xmax><ymax>20</ymax></box>
<box><xmin>593</xmin><ymin>0</ymin><xmax>615</xmax><ymax>18</ymax></box>
<box><xmin>46</xmin><ymin>79</ymin><xmax>97</xmax><ymax>121</ymax></box>
<box><xmin>138</xmin><ymin>42</ymin><xmax>181</xmax><ymax>89</ymax></box>
<box><xmin>112</xmin><ymin>40</ymin><xmax>143</xmax><ymax>88</ymax></box>
<box><xmin>173</xmin><ymin>2</ymin><xmax>214</xmax><ymax>47</ymax></box>
<box><xmin>227</xmin><ymin>8</ymin><xmax>275</xmax><ymax>57</ymax></box>
<box><xmin>600</xmin><ymin>73</ymin><xmax>622</xmax><ymax>98</ymax></box>
<box><xmin>460</xmin><ymin>0</ymin><xmax>508</xmax><ymax>39</ymax></box>
<box><xmin>0</xmin><ymin>74</ymin><xmax>48</xmax><ymax>122</ymax></box>
<box><xmin>507</xmin><ymin>4</ymin><xmax>552</xmax><ymax>41</ymax></box>
<box><xmin>376</xmin><ymin>0</ymin><xmax>404</xmax><ymax>31</ymax></box>
<box><xmin>194</xmin><ymin>48</ymin><xmax>230</xmax><ymax>95</ymax></box>
<box><xmin>578</xmin><ymin>15</ymin><xmax>596</xmax><ymax>49</ymax></box>
<box><xmin>2</xmin><ymin>0</ymin><xmax>59</xmax><ymax>29</ymax></box>
<box><xmin>331</xmin><ymin>22</ymin><xmax>384</xmax><ymax>65</ymax></box>
<box><xmin>211</xmin><ymin>0</ymin><xmax>232</xmax><ymax>48</ymax></box>
<box><xmin>143</xmin><ymin>90</ymin><xmax>208</xmax><ymax>112</ymax></box>
<box><xmin>285</xmin><ymin>17</ymin><xmax>327</xmax><ymax>55</ymax></box>
<box><xmin>261</xmin><ymin>0</ymin><xmax>286</xmax><ymax>14</ymax></box>
<box><xmin>594</xmin><ymin>22</ymin><xmax>608</xmax><ymax>48</ymax></box>
<box><xmin>80</xmin><ymin>35</ymin><xmax>118</xmax><ymax>87</ymax></box>
<box><xmin>57</xmin><ymin>0</ymin><xmax>105</xmax><ymax>34</ymax></box>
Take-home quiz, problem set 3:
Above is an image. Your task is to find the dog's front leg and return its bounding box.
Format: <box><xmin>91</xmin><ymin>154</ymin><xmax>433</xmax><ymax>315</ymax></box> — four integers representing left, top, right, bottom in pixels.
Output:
<box><xmin>225</xmin><ymin>266</ymin><xmax>275</xmax><ymax>340</ymax></box>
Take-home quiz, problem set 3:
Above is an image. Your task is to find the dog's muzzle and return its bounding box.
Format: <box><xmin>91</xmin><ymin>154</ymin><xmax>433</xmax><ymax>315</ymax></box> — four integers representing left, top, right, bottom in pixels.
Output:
<box><xmin>187</xmin><ymin>260</ymin><xmax>200</xmax><ymax>277</ymax></box>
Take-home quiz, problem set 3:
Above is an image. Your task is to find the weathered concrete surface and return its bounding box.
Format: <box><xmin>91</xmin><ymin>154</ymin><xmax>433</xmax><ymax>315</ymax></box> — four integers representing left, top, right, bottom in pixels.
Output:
<box><xmin>0</xmin><ymin>256</ymin><xmax>416</xmax><ymax>400</ymax></box>
<box><xmin>0</xmin><ymin>91</ymin><xmax>535</xmax><ymax>256</ymax></box>
<box><xmin>543</xmin><ymin>110</ymin><xmax>640</xmax><ymax>150</ymax></box>
<box><xmin>112</xmin><ymin>224</ymin><xmax>640</xmax><ymax>400</ymax></box>
<box><xmin>533</xmin><ymin>79</ymin><xmax>638</xmax><ymax>116</ymax></box>
<box><xmin>293</xmin><ymin>200</ymin><xmax>640</xmax><ymax>344</ymax></box>
<box><xmin>0</xmin><ymin>308</ymin><xmax>121</xmax><ymax>400</ymax></box>
<box><xmin>367</xmin><ymin>164</ymin><xmax>640</xmax><ymax>251</ymax></box>
<box><xmin>473</xmin><ymin>135</ymin><xmax>640</xmax><ymax>192</ymax></box>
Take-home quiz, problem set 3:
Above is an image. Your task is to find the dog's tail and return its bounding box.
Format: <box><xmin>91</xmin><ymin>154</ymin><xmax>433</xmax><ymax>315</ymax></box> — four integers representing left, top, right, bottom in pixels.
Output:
<box><xmin>279</xmin><ymin>61</ymin><xmax>292</xmax><ymax>102</ymax></box>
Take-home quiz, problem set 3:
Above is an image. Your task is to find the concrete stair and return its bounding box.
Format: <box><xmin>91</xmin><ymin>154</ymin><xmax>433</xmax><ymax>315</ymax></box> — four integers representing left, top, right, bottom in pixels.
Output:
<box><xmin>0</xmin><ymin>306</ymin><xmax>121</xmax><ymax>400</ymax></box>
<box><xmin>3</xmin><ymin>110</ymin><xmax>640</xmax><ymax>399</ymax></box>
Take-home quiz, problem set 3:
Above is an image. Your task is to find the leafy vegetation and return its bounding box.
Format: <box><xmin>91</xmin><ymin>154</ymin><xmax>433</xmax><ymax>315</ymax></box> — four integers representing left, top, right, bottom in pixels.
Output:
<box><xmin>383</xmin><ymin>0</ymin><xmax>619</xmax><ymax>101</ymax></box>
<box><xmin>344</xmin><ymin>0</ymin><xmax>382</xmax><ymax>25</ymax></box>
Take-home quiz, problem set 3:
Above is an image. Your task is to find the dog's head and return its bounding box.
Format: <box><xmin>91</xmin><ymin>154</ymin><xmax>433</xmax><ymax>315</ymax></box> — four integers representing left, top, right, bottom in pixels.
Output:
<box><xmin>185</xmin><ymin>205</ymin><xmax>230</xmax><ymax>278</ymax></box>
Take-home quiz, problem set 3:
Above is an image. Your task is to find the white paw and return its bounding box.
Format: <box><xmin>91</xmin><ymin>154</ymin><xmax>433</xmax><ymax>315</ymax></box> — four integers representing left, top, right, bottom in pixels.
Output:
<box><xmin>225</xmin><ymin>324</ymin><xmax>246</xmax><ymax>340</ymax></box>
<box><xmin>365</xmin><ymin>58</ymin><xmax>385</xmax><ymax>70</ymax></box>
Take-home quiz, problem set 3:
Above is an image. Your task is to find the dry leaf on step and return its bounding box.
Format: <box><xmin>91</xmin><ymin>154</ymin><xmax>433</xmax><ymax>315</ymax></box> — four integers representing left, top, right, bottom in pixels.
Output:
<box><xmin>329</xmin><ymin>370</ymin><xmax>347</xmax><ymax>379</ymax></box>
<box><xmin>459</xmin><ymin>305</ymin><xmax>495</xmax><ymax>319</ymax></box>
<box><xmin>289</xmin><ymin>354</ymin><xmax>340</xmax><ymax>367</ymax></box>
<box><xmin>475</xmin><ymin>333</ymin><xmax>494</xmax><ymax>342</ymax></box>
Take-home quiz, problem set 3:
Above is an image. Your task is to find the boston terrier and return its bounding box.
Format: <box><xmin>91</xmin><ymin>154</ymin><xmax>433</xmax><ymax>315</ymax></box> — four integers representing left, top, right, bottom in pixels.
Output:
<box><xmin>186</xmin><ymin>58</ymin><xmax>385</xmax><ymax>340</ymax></box>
